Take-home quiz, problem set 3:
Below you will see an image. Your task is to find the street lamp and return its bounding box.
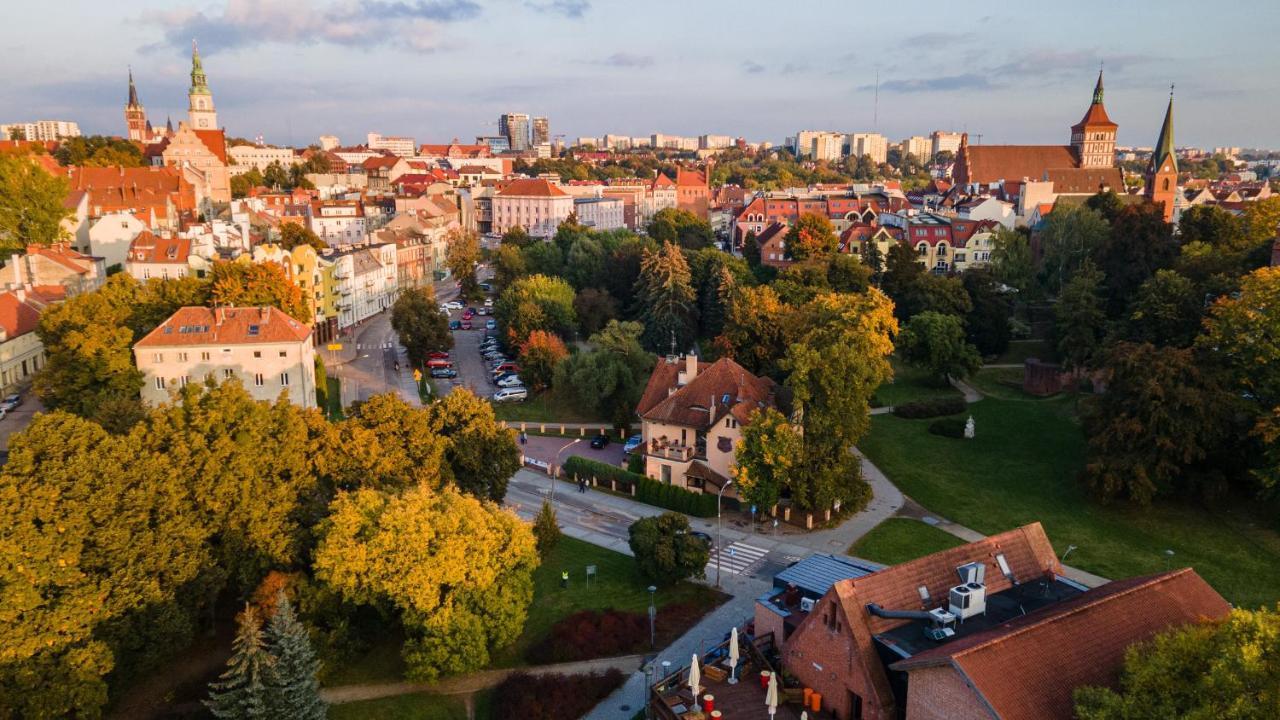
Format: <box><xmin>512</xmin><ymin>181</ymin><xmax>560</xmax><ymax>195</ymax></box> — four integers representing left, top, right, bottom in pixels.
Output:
<box><xmin>648</xmin><ymin>585</ymin><xmax>657</xmax><ymax>649</ymax></box>
<box><xmin>551</xmin><ymin>437</ymin><xmax>582</xmax><ymax>505</ymax></box>
<box><xmin>715</xmin><ymin>480</ymin><xmax>734</xmax><ymax>588</ymax></box>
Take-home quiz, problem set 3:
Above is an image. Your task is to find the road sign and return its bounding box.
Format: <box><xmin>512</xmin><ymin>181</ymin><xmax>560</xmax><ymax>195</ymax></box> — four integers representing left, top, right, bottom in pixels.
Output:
<box><xmin>413</xmin><ymin>369</ymin><xmax>422</xmax><ymax>382</ymax></box>
<box><xmin>326</xmin><ymin>343</ymin><xmax>343</xmax><ymax>351</ymax></box>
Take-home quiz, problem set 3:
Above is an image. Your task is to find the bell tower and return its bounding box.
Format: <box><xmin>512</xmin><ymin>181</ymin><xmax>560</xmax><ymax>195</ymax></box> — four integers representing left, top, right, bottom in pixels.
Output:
<box><xmin>1070</xmin><ymin>69</ymin><xmax>1118</xmax><ymax>168</ymax></box>
<box><xmin>1145</xmin><ymin>88</ymin><xmax>1179</xmax><ymax>222</ymax></box>
<box><xmin>188</xmin><ymin>39</ymin><xmax>218</xmax><ymax>130</ymax></box>
<box><xmin>124</xmin><ymin>68</ymin><xmax>148</xmax><ymax>142</ymax></box>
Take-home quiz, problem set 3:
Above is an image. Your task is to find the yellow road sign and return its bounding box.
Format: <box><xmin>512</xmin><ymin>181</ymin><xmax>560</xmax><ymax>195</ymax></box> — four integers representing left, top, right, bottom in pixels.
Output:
<box><xmin>326</xmin><ymin>343</ymin><xmax>343</xmax><ymax>351</ymax></box>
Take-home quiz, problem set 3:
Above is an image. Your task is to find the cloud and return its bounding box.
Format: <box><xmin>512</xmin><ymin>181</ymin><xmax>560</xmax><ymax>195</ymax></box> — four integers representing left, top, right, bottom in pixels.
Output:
<box><xmin>869</xmin><ymin>74</ymin><xmax>997</xmax><ymax>93</ymax></box>
<box><xmin>144</xmin><ymin>0</ymin><xmax>481</xmax><ymax>54</ymax></box>
<box><xmin>596</xmin><ymin>52</ymin><xmax>653</xmax><ymax>68</ymax></box>
<box><xmin>902</xmin><ymin>31</ymin><xmax>976</xmax><ymax>47</ymax></box>
<box><xmin>780</xmin><ymin>62</ymin><xmax>809</xmax><ymax>75</ymax></box>
<box><xmin>742</xmin><ymin>60</ymin><xmax>766</xmax><ymax>74</ymax></box>
<box><xmin>525</xmin><ymin>0</ymin><xmax>589</xmax><ymax>18</ymax></box>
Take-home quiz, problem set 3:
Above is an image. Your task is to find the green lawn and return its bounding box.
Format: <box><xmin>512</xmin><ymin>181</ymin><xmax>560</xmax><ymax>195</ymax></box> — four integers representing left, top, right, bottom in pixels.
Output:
<box><xmin>994</xmin><ymin>339</ymin><xmax>1054</xmax><ymax>365</ymax></box>
<box><xmin>859</xmin><ymin>396</ymin><xmax>1280</xmax><ymax>608</ymax></box>
<box><xmin>491</xmin><ymin>388</ymin><xmax>602</xmax><ymax>424</ymax></box>
<box><xmin>967</xmin><ymin>367</ymin><xmax>1037</xmax><ymax>401</ymax></box>
<box><xmin>329</xmin><ymin>691</ymin><xmax>469</xmax><ymax>720</ymax></box>
<box><xmin>874</xmin><ymin>358</ymin><xmax>963</xmax><ymax>407</ymax></box>
<box><xmin>849</xmin><ymin>518</ymin><xmax>965</xmax><ymax>565</ymax></box>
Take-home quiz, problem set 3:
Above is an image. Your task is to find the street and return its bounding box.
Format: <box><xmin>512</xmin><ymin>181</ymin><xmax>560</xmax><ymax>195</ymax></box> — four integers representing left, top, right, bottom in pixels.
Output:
<box><xmin>324</xmin><ymin>311</ymin><xmax>421</xmax><ymax>407</ymax></box>
<box><xmin>0</xmin><ymin>393</ymin><xmax>44</xmax><ymax>462</ymax></box>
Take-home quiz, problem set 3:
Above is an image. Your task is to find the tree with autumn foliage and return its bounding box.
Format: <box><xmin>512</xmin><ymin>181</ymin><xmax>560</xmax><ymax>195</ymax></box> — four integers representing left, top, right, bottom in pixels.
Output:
<box><xmin>446</xmin><ymin>227</ymin><xmax>483</xmax><ymax>301</ymax></box>
<box><xmin>519</xmin><ymin>330</ymin><xmax>568</xmax><ymax>391</ymax></box>
<box><xmin>0</xmin><ymin>153</ymin><xmax>71</xmax><ymax>252</ymax></box>
<box><xmin>785</xmin><ymin>212</ymin><xmax>839</xmax><ymax>261</ymax></box>
<box><xmin>210</xmin><ymin>261</ymin><xmax>310</xmax><ymax>323</ymax></box>
<box><xmin>425</xmin><ymin>388</ymin><xmax>521</xmax><ymax>502</ymax></box>
<box><xmin>731</xmin><ymin>407</ymin><xmax>802</xmax><ymax>511</ymax></box>
<box><xmin>719</xmin><ymin>284</ymin><xmax>796</xmax><ymax>379</ymax></box>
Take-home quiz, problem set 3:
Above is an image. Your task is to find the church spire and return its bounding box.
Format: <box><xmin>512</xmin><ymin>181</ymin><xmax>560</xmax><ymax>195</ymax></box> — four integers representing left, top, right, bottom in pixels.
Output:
<box><xmin>190</xmin><ymin>39</ymin><xmax>210</xmax><ymax>96</ymax></box>
<box><xmin>1153</xmin><ymin>88</ymin><xmax>1176</xmax><ymax>173</ymax></box>
<box><xmin>127</xmin><ymin>67</ymin><xmax>140</xmax><ymax>107</ymax></box>
<box><xmin>1092</xmin><ymin>68</ymin><xmax>1104</xmax><ymax>105</ymax></box>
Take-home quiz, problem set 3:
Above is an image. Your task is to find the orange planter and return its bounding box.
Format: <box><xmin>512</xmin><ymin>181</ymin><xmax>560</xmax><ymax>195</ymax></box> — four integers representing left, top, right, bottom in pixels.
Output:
<box><xmin>811</xmin><ymin>691</ymin><xmax>823</xmax><ymax>711</ymax></box>
<box><xmin>803</xmin><ymin>687</ymin><xmax>813</xmax><ymax>706</ymax></box>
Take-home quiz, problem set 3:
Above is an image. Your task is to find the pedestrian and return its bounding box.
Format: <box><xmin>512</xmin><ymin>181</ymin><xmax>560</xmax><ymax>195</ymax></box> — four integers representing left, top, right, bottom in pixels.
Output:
<box><xmin>579</xmin><ymin>478</ymin><xmax>586</xmax><ymax>493</ymax></box>
<box><xmin>561</xmin><ymin>570</ymin><xmax>569</xmax><ymax>588</ymax></box>
<box><xmin>520</xmin><ymin>431</ymin><xmax>527</xmax><ymax>445</ymax></box>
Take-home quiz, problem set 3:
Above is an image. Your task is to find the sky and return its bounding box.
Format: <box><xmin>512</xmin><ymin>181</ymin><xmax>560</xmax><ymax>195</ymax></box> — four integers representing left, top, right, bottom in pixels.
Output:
<box><xmin>3</xmin><ymin>0</ymin><xmax>1278</xmax><ymax>150</ymax></box>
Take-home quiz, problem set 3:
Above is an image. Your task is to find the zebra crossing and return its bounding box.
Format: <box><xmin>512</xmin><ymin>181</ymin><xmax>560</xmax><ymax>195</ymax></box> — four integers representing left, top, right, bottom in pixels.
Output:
<box><xmin>354</xmin><ymin>342</ymin><xmax>397</xmax><ymax>350</ymax></box>
<box><xmin>706</xmin><ymin>541</ymin><xmax>769</xmax><ymax>576</ymax></box>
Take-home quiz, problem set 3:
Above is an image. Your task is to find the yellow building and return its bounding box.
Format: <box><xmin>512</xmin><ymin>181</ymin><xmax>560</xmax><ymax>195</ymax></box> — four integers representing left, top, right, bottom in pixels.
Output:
<box><xmin>250</xmin><ymin>243</ymin><xmax>340</xmax><ymax>343</ymax></box>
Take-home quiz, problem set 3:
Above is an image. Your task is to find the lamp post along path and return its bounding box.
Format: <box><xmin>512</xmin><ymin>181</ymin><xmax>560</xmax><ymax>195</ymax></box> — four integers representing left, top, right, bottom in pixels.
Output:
<box><xmin>552</xmin><ymin>437</ymin><xmax>581</xmax><ymax>505</ymax></box>
<box><xmin>716</xmin><ymin>480</ymin><xmax>734</xmax><ymax>588</ymax></box>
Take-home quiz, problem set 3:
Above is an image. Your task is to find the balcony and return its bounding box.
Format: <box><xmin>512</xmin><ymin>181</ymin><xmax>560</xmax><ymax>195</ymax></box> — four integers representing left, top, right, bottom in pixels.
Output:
<box><xmin>647</xmin><ymin>439</ymin><xmax>695</xmax><ymax>462</ymax></box>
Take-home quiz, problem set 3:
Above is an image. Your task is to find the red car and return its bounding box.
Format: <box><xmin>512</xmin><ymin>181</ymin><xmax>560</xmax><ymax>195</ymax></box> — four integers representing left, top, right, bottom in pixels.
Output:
<box><xmin>461</xmin><ymin>320</ymin><xmax>473</xmax><ymax>330</ymax></box>
<box><xmin>492</xmin><ymin>362</ymin><xmax>520</xmax><ymax>375</ymax></box>
<box><xmin>427</xmin><ymin>351</ymin><xmax>450</xmax><ymax>360</ymax></box>
<box><xmin>462</xmin><ymin>309</ymin><xmax>475</xmax><ymax>320</ymax></box>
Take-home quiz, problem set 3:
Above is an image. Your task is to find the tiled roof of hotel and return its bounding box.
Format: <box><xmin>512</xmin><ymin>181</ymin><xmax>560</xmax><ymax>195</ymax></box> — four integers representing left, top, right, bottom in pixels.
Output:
<box><xmin>497</xmin><ymin>178</ymin><xmax>568</xmax><ymax>197</ymax></box>
<box><xmin>135</xmin><ymin>306</ymin><xmax>311</xmax><ymax>347</ymax></box>
<box><xmin>636</xmin><ymin>356</ymin><xmax>776</xmax><ymax>430</ymax></box>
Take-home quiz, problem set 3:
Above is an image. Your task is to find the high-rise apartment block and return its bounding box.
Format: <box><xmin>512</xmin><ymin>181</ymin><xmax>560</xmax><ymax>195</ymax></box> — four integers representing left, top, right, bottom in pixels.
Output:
<box><xmin>532</xmin><ymin>116</ymin><xmax>550</xmax><ymax>146</ymax></box>
<box><xmin>367</xmin><ymin>132</ymin><xmax>417</xmax><ymax>157</ymax></box>
<box><xmin>499</xmin><ymin>113</ymin><xmax>531</xmax><ymax>151</ymax></box>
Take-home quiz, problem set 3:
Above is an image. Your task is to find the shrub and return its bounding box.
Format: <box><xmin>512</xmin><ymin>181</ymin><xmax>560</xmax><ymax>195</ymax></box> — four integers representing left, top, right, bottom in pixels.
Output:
<box><xmin>491</xmin><ymin>669</ymin><xmax>626</xmax><ymax>720</ymax></box>
<box><xmin>562</xmin><ymin>455</ymin><xmax>719</xmax><ymax>517</ymax></box>
<box><xmin>626</xmin><ymin>453</ymin><xmax>644</xmax><ymax>474</ymax></box>
<box><xmin>928</xmin><ymin>417</ymin><xmax>967</xmax><ymax>438</ymax></box>
<box><xmin>526</xmin><ymin>609</ymin><xmax>647</xmax><ymax>663</ymax></box>
<box><xmin>892</xmin><ymin>396</ymin><xmax>968</xmax><ymax>419</ymax></box>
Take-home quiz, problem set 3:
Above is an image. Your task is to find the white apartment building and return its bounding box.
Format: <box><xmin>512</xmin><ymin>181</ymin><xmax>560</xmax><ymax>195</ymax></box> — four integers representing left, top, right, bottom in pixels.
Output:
<box><xmin>330</xmin><ymin>243</ymin><xmax>397</xmax><ymax>328</ymax></box>
<box><xmin>848</xmin><ymin>133</ymin><xmax>889</xmax><ymax>164</ymax></box>
<box><xmin>227</xmin><ymin>145</ymin><xmax>298</xmax><ymax>171</ymax></box>
<box><xmin>603</xmin><ymin>134</ymin><xmax>632</xmax><ymax>150</ymax></box>
<box><xmin>309</xmin><ymin>201</ymin><xmax>367</xmax><ymax>246</ymax></box>
<box><xmin>0</xmin><ymin>120</ymin><xmax>80</xmax><ymax>141</ymax></box>
<box><xmin>931</xmin><ymin>131</ymin><xmax>963</xmax><ymax>158</ymax></box>
<box><xmin>576</xmin><ymin>137</ymin><xmax>600</xmax><ymax>148</ymax></box>
<box><xmin>125</xmin><ymin>232</ymin><xmax>192</xmax><ymax>281</ymax></box>
<box><xmin>367</xmin><ymin>132</ymin><xmax>417</xmax><ymax>157</ymax></box>
<box><xmin>88</xmin><ymin>211</ymin><xmax>149</xmax><ymax>270</ymax></box>
<box><xmin>900</xmin><ymin>135</ymin><xmax>932</xmax><ymax>161</ymax></box>
<box><xmin>794</xmin><ymin>130</ymin><xmax>845</xmax><ymax>161</ymax></box>
<box><xmin>134</xmin><ymin>306</ymin><xmax>316</xmax><ymax>409</ymax></box>
<box><xmin>573</xmin><ymin>197</ymin><xmax>625</xmax><ymax>230</ymax></box>
<box><xmin>491</xmin><ymin>178</ymin><xmax>574</xmax><ymax>237</ymax></box>
<box><xmin>699</xmin><ymin>135</ymin><xmax>735</xmax><ymax>150</ymax></box>
<box><xmin>319</xmin><ymin>135</ymin><xmax>340</xmax><ymax>151</ymax></box>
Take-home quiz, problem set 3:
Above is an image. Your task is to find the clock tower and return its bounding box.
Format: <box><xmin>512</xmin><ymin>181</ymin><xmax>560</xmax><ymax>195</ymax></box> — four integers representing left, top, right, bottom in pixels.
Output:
<box><xmin>1070</xmin><ymin>70</ymin><xmax>1118</xmax><ymax>168</ymax></box>
<box><xmin>187</xmin><ymin>39</ymin><xmax>218</xmax><ymax>130</ymax></box>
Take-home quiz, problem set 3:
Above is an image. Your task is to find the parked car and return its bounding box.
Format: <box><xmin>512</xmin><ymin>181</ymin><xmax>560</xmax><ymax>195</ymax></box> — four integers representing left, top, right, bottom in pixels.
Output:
<box><xmin>590</xmin><ymin>434</ymin><xmax>610</xmax><ymax>449</ymax></box>
<box><xmin>479</xmin><ymin>282</ymin><xmax>493</xmax><ymax>293</ymax></box>
<box><xmin>485</xmin><ymin>319</ymin><xmax>497</xmax><ymax>331</ymax></box>
<box><xmin>492</xmin><ymin>362</ymin><xmax>520</xmax><ymax>375</ymax></box>
<box><xmin>496</xmin><ymin>374</ymin><xmax>523</xmax><ymax>388</ymax></box>
<box><xmin>489</xmin><ymin>357</ymin><xmax>511</xmax><ymax>368</ymax></box>
<box><xmin>476</xmin><ymin>307</ymin><xmax>488</xmax><ymax>316</ymax></box>
<box><xmin>449</xmin><ymin>320</ymin><xmax>462</xmax><ymax>330</ymax></box>
<box><xmin>493</xmin><ymin>387</ymin><xmax>528</xmax><ymax>403</ymax></box>
<box><xmin>462</xmin><ymin>310</ymin><xmax>475</xmax><ymax>321</ymax></box>
<box><xmin>426</xmin><ymin>359</ymin><xmax>454</xmax><ymax>369</ymax></box>
<box><xmin>0</xmin><ymin>394</ymin><xmax>21</xmax><ymax>412</ymax></box>
<box><xmin>690</xmin><ymin>531</ymin><xmax>713</xmax><ymax>547</ymax></box>
<box><xmin>623</xmin><ymin>434</ymin><xmax>643</xmax><ymax>454</ymax></box>
<box><xmin>430</xmin><ymin>368</ymin><xmax>458</xmax><ymax>379</ymax></box>
<box><xmin>444</xmin><ymin>301</ymin><xmax>464</xmax><ymax>310</ymax></box>
<box><xmin>483</xmin><ymin>298</ymin><xmax>494</xmax><ymax>307</ymax></box>
<box><xmin>427</xmin><ymin>351</ymin><xmax>450</xmax><ymax>360</ymax></box>
<box><xmin>461</xmin><ymin>320</ymin><xmax>473</xmax><ymax>330</ymax></box>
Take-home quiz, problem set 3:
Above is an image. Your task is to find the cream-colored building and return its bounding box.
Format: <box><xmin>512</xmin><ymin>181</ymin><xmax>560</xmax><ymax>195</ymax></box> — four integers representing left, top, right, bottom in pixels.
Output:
<box><xmin>228</xmin><ymin>145</ymin><xmax>298</xmax><ymax>171</ymax></box>
<box><xmin>134</xmin><ymin>306</ymin><xmax>316</xmax><ymax>408</ymax></box>
<box><xmin>848</xmin><ymin>133</ymin><xmax>889</xmax><ymax>164</ymax></box>
<box><xmin>634</xmin><ymin>355</ymin><xmax>779</xmax><ymax>497</ymax></box>
<box><xmin>159</xmin><ymin>123</ymin><xmax>231</xmax><ymax>203</ymax></box>
<box><xmin>491</xmin><ymin>178</ymin><xmax>574</xmax><ymax>237</ymax></box>
<box><xmin>329</xmin><ymin>243</ymin><xmax>398</xmax><ymax>329</ymax></box>
<box><xmin>309</xmin><ymin>201</ymin><xmax>367</xmax><ymax>245</ymax></box>
<box><xmin>88</xmin><ymin>211</ymin><xmax>149</xmax><ymax>270</ymax></box>
<box><xmin>0</xmin><ymin>290</ymin><xmax>47</xmax><ymax>393</ymax></box>
<box><xmin>1</xmin><ymin>243</ymin><xmax>106</xmax><ymax>297</ymax></box>
<box><xmin>899</xmin><ymin>135</ymin><xmax>932</xmax><ymax>161</ymax></box>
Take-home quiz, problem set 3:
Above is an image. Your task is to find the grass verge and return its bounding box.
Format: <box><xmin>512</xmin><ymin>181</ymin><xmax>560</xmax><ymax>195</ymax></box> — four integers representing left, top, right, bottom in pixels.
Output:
<box><xmin>491</xmin><ymin>389</ymin><xmax>602</xmax><ymax>424</ymax></box>
<box><xmin>859</xmin><ymin>396</ymin><xmax>1280</xmax><ymax>608</ymax></box>
<box><xmin>875</xmin><ymin>358</ymin><xmax>963</xmax><ymax>407</ymax></box>
<box><xmin>329</xmin><ymin>691</ymin><xmax>468</xmax><ymax>720</ymax></box>
<box><xmin>849</xmin><ymin>518</ymin><xmax>965</xmax><ymax>565</ymax></box>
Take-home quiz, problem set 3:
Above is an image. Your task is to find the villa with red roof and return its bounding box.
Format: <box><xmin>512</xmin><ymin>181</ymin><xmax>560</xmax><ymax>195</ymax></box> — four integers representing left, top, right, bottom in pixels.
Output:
<box><xmin>492</xmin><ymin>178</ymin><xmax>574</xmax><ymax>237</ymax></box>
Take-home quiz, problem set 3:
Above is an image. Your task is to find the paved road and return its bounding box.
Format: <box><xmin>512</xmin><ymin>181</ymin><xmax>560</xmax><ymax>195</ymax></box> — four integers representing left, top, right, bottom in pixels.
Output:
<box><xmin>0</xmin><ymin>393</ymin><xmax>42</xmax><ymax>454</ymax></box>
<box><xmin>519</xmin><ymin>433</ymin><xmax>627</xmax><ymax>468</ymax></box>
<box><xmin>325</xmin><ymin>312</ymin><xmax>421</xmax><ymax>407</ymax></box>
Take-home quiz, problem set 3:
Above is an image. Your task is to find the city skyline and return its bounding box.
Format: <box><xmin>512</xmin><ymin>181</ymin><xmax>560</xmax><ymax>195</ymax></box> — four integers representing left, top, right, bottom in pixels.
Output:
<box><xmin>3</xmin><ymin>0</ymin><xmax>1278</xmax><ymax>149</ymax></box>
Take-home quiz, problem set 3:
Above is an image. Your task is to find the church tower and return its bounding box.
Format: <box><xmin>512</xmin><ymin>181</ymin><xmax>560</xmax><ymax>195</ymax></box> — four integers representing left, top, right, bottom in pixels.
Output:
<box><xmin>124</xmin><ymin>68</ymin><xmax>148</xmax><ymax>142</ymax></box>
<box><xmin>187</xmin><ymin>40</ymin><xmax>218</xmax><ymax>130</ymax></box>
<box><xmin>1070</xmin><ymin>69</ymin><xmax>1118</xmax><ymax>168</ymax></box>
<box><xmin>1145</xmin><ymin>90</ymin><xmax>1179</xmax><ymax>221</ymax></box>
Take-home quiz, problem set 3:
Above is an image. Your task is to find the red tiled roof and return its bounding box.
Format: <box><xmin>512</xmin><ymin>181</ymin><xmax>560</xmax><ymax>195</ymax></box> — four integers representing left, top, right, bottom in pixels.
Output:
<box><xmin>127</xmin><ymin>231</ymin><xmax>191</xmax><ymax>264</ymax></box>
<box><xmin>892</xmin><ymin>569</ymin><xmax>1230</xmax><ymax>720</ymax></box>
<box><xmin>676</xmin><ymin>168</ymin><xmax>706</xmax><ymax>187</ymax></box>
<box><xmin>498</xmin><ymin>178</ymin><xmax>568</xmax><ymax>197</ymax></box>
<box><xmin>957</xmin><ymin>145</ymin><xmax>1080</xmax><ymax>185</ymax></box>
<box><xmin>0</xmin><ymin>291</ymin><xmax>42</xmax><ymax>339</ymax></box>
<box><xmin>26</xmin><ymin>243</ymin><xmax>96</xmax><ymax>275</ymax></box>
<box><xmin>135</xmin><ymin>306</ymin><xmax>311</xmax><ymax>348</ymax></box>
<box><xmin>1071</xmin><ymin>102</ymin><xmax>1118</xmax><ymax>132</ymax></box>
<box><xmin>363</xmin><ymin>155</ymin><xmax>400</xmax><ymax>171</ymax></box>
<box><xmin>1044</xmin><ymin>167</ymin><xmax>1124</xmax><ymax>194</ymax></box>
<box><xmin>652</xmin><ymin>172</ymin><xmax>676</xmax><ymax>189</ymax></box>
<box><xmin>636</xmin><ymin>356</ymin><xmax>776</xmax><ymax>430</ymax></box>
<box><xmin>192</xmin><ymin>129</ymin><xmax>228</xmax><ymax>164</ymax></box>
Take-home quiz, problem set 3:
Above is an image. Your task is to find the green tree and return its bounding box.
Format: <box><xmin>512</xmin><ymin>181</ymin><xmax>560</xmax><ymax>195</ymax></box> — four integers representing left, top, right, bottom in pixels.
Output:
<box><xmin>743</xmin><ymin>229</ymin><xmax>761</xmax><ymax>268</ymax></box>
<box><xmin>495</xmin><ymin>274</ymin><xmax>577</xmax><ymax>345</ymax></box>
<box><xmin>881</xmin><ymin>241</ymin><xmax>925</xmax><ymax>315</ymax></box>
<box><xmin>827</xmin><ymin>253</ymin><xmax>872</xmax><ymax>294</ymax></box>
<box><xmin>1039</xmin><ymin>204</ymin><xmax>1110</xmax><ymax>292</ymax></box>
<box><xmin>322</xmin><ymin>393</ymin><xmax>448</xmax><ymax>494</ymax></box>
<box><xmin>532</xmin><ymin>500</ymin><xmax>561</xmax><ymax>554</ymax></box>
<box><xmin>493</xmin><ymin>242</ymin><xmax>528</xmax><ymax>290</ymax></box>
<box><xmin>603</xmin><ymin>235</ymin><xmax>655</xmax><ymax>316</ymax></box>
<box><xmin>861</xmin><ymin>239</ymin><xmax>885</xmax><ymax>285</ymax></box>
<box><xmin>573</xmin><ymin>287</ymin><xmax>618</xmax><ymax>336</ymax></box>
<box><xmin>392</xmin><ymin>286</ymin><xmax>453</xmax><ymax>367</ymax></box>
<box><xmin>1054</xmin><ymin>260</ymin><xmax>1107</xmax><ymax>371</ymax></box>
<box><xmin>522</xmin><ymin>240</ymin><xmax>564</xmax><ymax>278</ymax></box>
<box><xmin>785</xmin><ymin>213</ymin><xmax>839</xmax><ymax>260</ymax></box>
<box><xmin>210</xmin><ymin>261</ymin><xmax>310</xmax><ymax>323</ymax></box>
<box><xmin>314</xmin><ymin>484</ymin><xmax>539</xmax><ymax>680</ymax></box>
<box><xmin>628</xmin><ymin>512</ymin><xmax>710</xmax><ymax>586</ymax></box>
<box><xmin>719</xmin><ymin>284</ymin><xmax>796</xmax><ymax>379</ymax></box>
<box><xmin>0</xmin><ymin>154</ymin><xmax>72</xmax><ymax>252</ymax></box>
<box><xmin>502</xmin><ymin>225</ymin><xmax>535</xmax><ymax>248</ymax></box>
<box><xmin>518</xmin><ymin>330</ymin><xmax>568</xmax><ymax>392</ymax></box>
<box><xmin>1179</xmin><ymin>204</ymin><xmax>1248</xmax><ymax>252</ymax></box>
<box><xmin>903</xmin><ymin>273</ymin><xmax>973</xmax><ymax>319</ymax></box>
<box><xmin>263</xmin><ymin>594</ymin><xmax>326</xmax><ymax>720</ymax></box>
<box><xmin>426</xmin><ymin>388</ymin><xmax>521</xmax><ymax>502</ymax></box>
<box><xmin>278</xmin><ymin>223</ymin><xmax>327</xmax><ymax>251</ymax></box>
<box><xmin>731</xmin><ymin>407</ymin><xmax>802</xmax><ymax>512</ymax></box>
<box><xmin>263</xmin><ymin>161</ymin><xmax>289</xmax><ymax>190</ymax></box>
<box><xmin>700</xmin><ymin>263</ymin><xmax>737</xmax><ymax>338</ymax></box>
<box><xmin>446</xmin><ymin>228</ymin><xmax>483</xmax><ymax>301</ymax></box>
<box><xmin>1121</xmin><ymin>269</ymin><xmax>1202</xmax><ymax>348</ymax></box>
<box><xmin>1097</xmin><ymin>203</ymin><xmax>1178</xmax><ymax>315</ymax></box>
<box><xmin>565</xmin><ymin>235</ymin><xmax>606</xmax><ymax>290</ymax></box>
<box><xmin>1085</xmin><ymin>189</ymin><xmax>1125</xmax><ymax>223</ymax></box>
<box><xmin>554</xmin><ymin>320</ymin><xmax>654</xmax><ymax>427</ymax></box>
<box><xmin>636</xmin><ymin>241</ymin><xmax>697</xmax><ymax>352</ymax></box>
<box><xmin>206</xmin><ymin>607</ymin><xmax>273</xmax><ymax>720</ymax></box>
<box><xmin>899</xmin><ymin>311</ymin><xmax>982</xmax><ymax>383</ymax></box>
<box><xmin>990</xmin><ymin>227</ymin><xmax>1034</xmax><ymax>294</ymax></box>
<box><xmin>1074</xmin><ymin>608</ymin><xmax>1280</xmax><ymax>720</ymax></box>
<box><xmin>647</xmin><ymin>208</ymin><xmax>714</xmax><ymax>250</ymax></box>
<box><xmin>1243</xmin><ymin>196</ymin><xmax>1280</xmax><ymax>247</ymax></box>
<box><xmin>1082</xmin><ymin>342</ymin><xmax>1235</xmax><ymax>504</ymax></box>
<box><xmin>962</xmin><ymin>268</ymin><xmax>1012</xmax><ymax>357</ymax></box>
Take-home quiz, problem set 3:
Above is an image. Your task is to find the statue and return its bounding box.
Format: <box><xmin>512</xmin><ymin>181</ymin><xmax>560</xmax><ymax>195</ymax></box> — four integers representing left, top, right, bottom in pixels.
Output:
<box><xmin>964</xmin><ymin>415</ymin><xmax>975</xmax><ymax>439</ymax></box>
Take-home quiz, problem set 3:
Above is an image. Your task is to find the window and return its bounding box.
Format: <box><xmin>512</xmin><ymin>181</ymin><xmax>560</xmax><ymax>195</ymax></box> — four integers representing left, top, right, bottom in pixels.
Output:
<box><xmin>223</xmin><ymin>369</ymin><xmax>234</xmax><ymax>379</ymax></box>
<box><xmin>279</xmin><ymin>351</ymin><xmax>288</xmax><ymax>358</ymax></box>
<box><xmin>177</xmin><ymin>352</ymin><xmax>188</xmax><ymax>362</ymax></box>
<box><xmin>153</xmin><ymin>353</ymin><xmax>163</xmax><ymax>363</ymax></box>
<box><xmin>254</xmin><ymin>373</ymin><xmax>264</xmax><ymax>387</ymax></box>
<box><xmin>253</xmin><ymin>351</ymin><xmax>262</xmax><ymax>358</ymax></box>
<box><xmin>201</xmin><ymin>352</ymin><xmax>211</xmax><ymax>361</ymax></box>
<box><xmin>280</xmin><ymin>372</ymin><xmax>290</xmax><ymax>386</ymax></box>
<box><xmin>155</xmin><ymin>377</ymin><xmax>166</xmax><ymax>389</ymax></box>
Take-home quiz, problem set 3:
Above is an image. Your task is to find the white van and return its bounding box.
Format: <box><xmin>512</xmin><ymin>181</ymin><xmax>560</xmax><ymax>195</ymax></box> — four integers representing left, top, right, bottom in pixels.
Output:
<box><xmin>493</xmin><ymin>387</ymin><xmax>528</xmax><ymax>403</ymax></box>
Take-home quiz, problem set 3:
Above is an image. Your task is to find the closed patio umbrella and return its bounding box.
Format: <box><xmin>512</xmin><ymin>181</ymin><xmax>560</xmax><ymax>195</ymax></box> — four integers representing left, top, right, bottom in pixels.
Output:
<box><xmin>728</xmin><ymin>627</ymin><xmax>741</xmax><ymax>685</ymax></box>
<box><xmin>765</xmin><ymin>668</ymin><xmax>779</xmax><ymax>717</ymax></box>
<box><xmin>688</xmin><ymin>653</ymin><xmax>701</xmax><ymax>697</ymax></box>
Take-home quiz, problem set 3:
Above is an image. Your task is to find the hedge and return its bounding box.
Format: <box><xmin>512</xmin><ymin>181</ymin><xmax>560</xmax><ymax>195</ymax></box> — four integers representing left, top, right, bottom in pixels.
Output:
<box><xmin>928</xmin><ymin>416</ymin><xmax>967</xmax><ymax>438</ymax></box>
<box><xmin>562</xmin><ymin>455</ymin><xmax>721</xmax><ymax>517</ymax></box>
<box><xmin>892</xmin><ymin>396</ymin><xmax>968</xmax><ymax>419</ymax></box>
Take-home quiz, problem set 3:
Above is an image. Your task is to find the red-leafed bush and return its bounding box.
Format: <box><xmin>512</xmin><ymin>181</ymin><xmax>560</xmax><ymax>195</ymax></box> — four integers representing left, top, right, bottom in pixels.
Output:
<box><xmin>491</xmin><ymin>670</ymin><xmax>625</xmax><ymax>720</ymax></box>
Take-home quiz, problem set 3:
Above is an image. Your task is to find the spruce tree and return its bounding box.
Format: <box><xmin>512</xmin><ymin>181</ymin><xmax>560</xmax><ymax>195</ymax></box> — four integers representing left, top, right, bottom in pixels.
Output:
<box><xmin>264</xmin><ymin>593</ymin><xmax>327</xmax><ymax>720</ymax></box>
<box><xmin>205</xmin><ymin>606</ymin><xmax>273</xmax><ymax>720</ymax></box>
<box><xmin>533</xmin><ymin>499</ymin><xmax>562</xmax><ymax>554</ymax></box>
<box><xmin>636</xmin><ymin>241</ymin><xmax>697</xmax><ymax>353</ymax></box>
